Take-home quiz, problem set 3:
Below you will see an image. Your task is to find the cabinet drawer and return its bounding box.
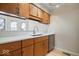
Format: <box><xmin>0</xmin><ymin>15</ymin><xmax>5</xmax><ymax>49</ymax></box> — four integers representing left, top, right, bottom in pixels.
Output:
<box><xmin>34</xmin><ymin>36</ymin><xmax>48</xmax><ymax>43</ymax></box>
<box><xmin>0</xmin><ymin>41</ymin><xmax>21</xmax><ymax>52</ymax></box>
<box><xmin>22</xmin><ymin>39</ymin><xmax>33</xmax><ymax>47</ymax></box>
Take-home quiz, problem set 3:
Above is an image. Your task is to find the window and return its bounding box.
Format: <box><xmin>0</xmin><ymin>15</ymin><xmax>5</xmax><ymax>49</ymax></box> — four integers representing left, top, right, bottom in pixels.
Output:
<box><xmin>0</xmin><ymin>17</ymin><xmax>5</xmax><ymax>31</ymax></box>
<box><xmin>21</xmin><ymin>23</ymin><xmax>26</xmax><ymax>31</ymax></box>
<box><xmin>11</xmin><ymin>22</ymin><xmax>17</xmax><ymax>31</ymax></box>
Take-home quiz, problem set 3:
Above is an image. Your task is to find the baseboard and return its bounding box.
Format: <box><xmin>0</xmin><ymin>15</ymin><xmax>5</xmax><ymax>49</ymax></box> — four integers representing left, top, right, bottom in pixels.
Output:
<box><xmin>55</xmin><ymin>47</ymin><xmax>79</xmax><ymax>56</ymax></box>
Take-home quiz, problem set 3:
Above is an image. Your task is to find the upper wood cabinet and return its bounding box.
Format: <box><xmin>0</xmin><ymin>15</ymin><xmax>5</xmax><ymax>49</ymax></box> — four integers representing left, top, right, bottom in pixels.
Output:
<box><xmin>0</xmin><ymin>3</ymin><xmax>18</xmax><ymax>15</ymax></box>
<box><xmin>42</xmin><ymin>12</ymin><xmax>50</xmax><ymax>24</ymax></box>
<box><xmin>18</xmin><ymin>3</ymin><xmax>30</xmax><ymax>18</ymax></box>
<box><xmin>30</xmin><ymin>4</ymin><xmax>37</xmax><ymax>17</ymax></box>
<box><xmin>37</xmin><ymin>8</ymin><xmax>43</xmax><ymax>19</ymax></box>
<box><xmin>0</xmin><ymin>3</ymin><xmax>50</xmax><ymax>24</ymax></box>
<box><xmin>29</xmin><ymin>4</ymin><xmax>41</xmax><ymax>21</ymax></box>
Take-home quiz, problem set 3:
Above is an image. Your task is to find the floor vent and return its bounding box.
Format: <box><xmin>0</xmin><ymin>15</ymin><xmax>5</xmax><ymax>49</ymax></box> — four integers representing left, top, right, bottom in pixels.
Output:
<box><xmin>63</xmin><ymin>52</ymin><xmax>71</xmax><ymax>56</ymax></box>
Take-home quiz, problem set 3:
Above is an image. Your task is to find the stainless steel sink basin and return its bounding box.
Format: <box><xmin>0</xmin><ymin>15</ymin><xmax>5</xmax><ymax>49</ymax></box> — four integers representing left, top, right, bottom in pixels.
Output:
<box><xmin>32</xmin><ymin>34</ymin><xmax>43</xmax><ymax>36</ymax></box>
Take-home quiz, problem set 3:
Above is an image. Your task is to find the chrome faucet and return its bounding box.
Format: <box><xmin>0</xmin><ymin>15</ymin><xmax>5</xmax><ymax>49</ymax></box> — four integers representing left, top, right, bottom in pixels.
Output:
<box><xmin>33</xmin><ymin>26</ymin><xmax>38</xmax><ymax>34</ymax></box>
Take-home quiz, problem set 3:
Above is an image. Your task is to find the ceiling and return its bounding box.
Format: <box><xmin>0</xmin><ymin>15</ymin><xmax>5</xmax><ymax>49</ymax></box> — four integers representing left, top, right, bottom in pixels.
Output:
<box><xmin>35</xmin><ymin>3</ymin><xmax>79</xmax><ymax>15</ymax></box>
<box><xmin>37</xmin><ymin>3</ymin><xmax>63</xmax><ymax>14</ymax></box>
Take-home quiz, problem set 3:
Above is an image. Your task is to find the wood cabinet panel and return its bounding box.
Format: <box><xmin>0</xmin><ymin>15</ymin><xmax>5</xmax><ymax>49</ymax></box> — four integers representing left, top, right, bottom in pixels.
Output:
<box><xmin>0</xmin><ymin>41</ymin><xmax>21</xmax><ymax>51</ymax></box>
<box><xmin>34</xmin><ymin>42</ymin><xmax>44</xmax><ymax>56</ymax></box>
<box><xmin>0</xmin><ymin>3</ymin><xmax>18</xmax><ymax>15</ymax></box>
<box><xmin>22</xmin><ymin>45</ymin><xmax>33</xmax><ymax>56</ymax></box>
<box><xmin>42</xmin><ymin>12</ymin><xmax>50</xmax><ymax>24</ymax></box>
<box><xmin>30</xmin><ymin>4</ymin><xmax>37</xmax><ymax>17</ymax></box>
<box><xmin>43</xmin><ymin>40</ymin><xmax>48</xmax><ymax>55</ymax></box>
<box><xmin>22</xmin><ymin>39</ymin><xmax>33</xmax><ymax>48</ymax></box>
<box><xmin>10</xmin><ymin>49</ymin><xmax>21</xmax><ymax>56</ymax></box>
<box><xmin>18</xmin><ymin>3</ymin><xmax>30</xmax><ymax>18</ymax></box>
<box><xmin>38</xmin><ymin>8</ymin><xmax>43</xmax><ymax>19</ymax></box>
<box><xmin>34</xmin><ymin>36</ymin><xmax>48</xmax><ymax>43</ymax></box>
<box><xmin>0</xmin><ymin>41</ymin><xmax>21</xmax><ymax>56</ymax></box>
<box><xmin>29</xmin><ymin>4</ymin><xmax>41</xmax><ymax>21</ymax></box>
<box><xmin>0</xmin><ymin>49</ymin><xmax>21</xmax><ymax>56</ymax></box>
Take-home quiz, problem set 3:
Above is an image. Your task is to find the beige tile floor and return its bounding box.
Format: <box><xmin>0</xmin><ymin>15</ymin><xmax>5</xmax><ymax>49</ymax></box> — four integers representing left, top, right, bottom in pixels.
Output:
<box><xmin>46</xmin><ymin>49</ymin><xmax>68</xmax><ymax>56</ymax></box>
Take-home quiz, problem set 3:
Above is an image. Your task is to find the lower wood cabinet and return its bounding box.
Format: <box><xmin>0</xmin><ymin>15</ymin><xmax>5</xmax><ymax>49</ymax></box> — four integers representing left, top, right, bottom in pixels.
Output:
<box><xmin>34</xmin><ymin>36</ymin><xmax>48</xmax><ymax>56</ymax></box>
<box><xmin>0</xmin><ymin>36</ymin><xmax>48</xmax><ymax>56</ymax></box>
<box><xmin>10</xmin><ymin>49</ymin><xmax>21</xmax><ymax>56</ymax></box>
<box><xmin>43</xmin><ymin>40</ymin><xmax>48</xmax><ymax>55</ymax></box>
<box><xmin>22</xmin><ymin>45</ymin><xmax>33</xmax><ymax>56</ymax></box>
<box><xmin>0</xmin><ymin>41</ymin><xmax>21</xmax><ymax>56</ymax></box>
<box><xmin>0</xmin><ymin>49</ymin><xmax>21</xmax><ymax>56</ymax></box>
<box><xmin>34</xmin><ymin>42</ymin><xmax>44</xmax><ymax>56</ymax></box>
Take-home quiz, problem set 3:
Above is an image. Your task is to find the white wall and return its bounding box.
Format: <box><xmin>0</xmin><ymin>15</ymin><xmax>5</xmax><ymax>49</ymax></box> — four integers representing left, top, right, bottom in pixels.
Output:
<box><xmin>49</xmin><ymin>4</ymin><xmax>79</xmax><ymax>55</ymax></box>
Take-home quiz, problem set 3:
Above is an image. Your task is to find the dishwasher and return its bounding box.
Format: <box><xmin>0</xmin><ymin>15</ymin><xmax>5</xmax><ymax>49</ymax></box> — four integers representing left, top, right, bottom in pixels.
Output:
<box><xmin>48</xmin><ymin>34</ymin><xmax>55</xmax><ymax>52</ymax></box>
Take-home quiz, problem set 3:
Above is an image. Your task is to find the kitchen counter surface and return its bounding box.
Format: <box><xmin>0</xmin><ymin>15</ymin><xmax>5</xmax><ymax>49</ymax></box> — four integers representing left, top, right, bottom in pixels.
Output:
<box><xmin>0</xmin><ymin>32</ymin><xmax>54</xmax><ymax>44</ymax></box>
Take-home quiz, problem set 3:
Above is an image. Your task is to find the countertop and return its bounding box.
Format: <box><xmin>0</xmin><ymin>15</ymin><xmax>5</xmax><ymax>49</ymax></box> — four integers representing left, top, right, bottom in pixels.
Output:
<box><xmin>0</xmin><ymin>32</ymin><xmax>54</xmax><ymax>44</ymax></box>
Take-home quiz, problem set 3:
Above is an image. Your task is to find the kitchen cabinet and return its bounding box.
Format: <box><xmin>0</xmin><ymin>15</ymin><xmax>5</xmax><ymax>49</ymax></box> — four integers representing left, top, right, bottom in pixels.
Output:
<box><xmin>30</xmin><ymin>4</ymin><xmax>37</xmax><ymax>17</ymax></box>
<box><xmin>37</xmin><ymin>8</ymin><xmax>43</xmax><ymax>19</ymax></box>
<box><xmin>0</xmin><ymin>35</ymin><xmax>48</xmax><ymax>56</ymax></box>
<box><xmin>0</xmin><ymin>3</ymin><xmax>50</xmax><ymax>24</ymax></box>
<box><xmin>34</xmin><ymin>36</ymin><xmax>48</xmax><ymax>43</ymax></box>
<box><xmin>0</xmin><ymin>41</ymin><xmax>21</xmax><ymax>56</ymax></box>
<box><xmin>29</xmin><ymin>4</ymin><xmax>42</xmax><ymax>21</ymax></box>
<box><xmin>18</xmin><ymin>3</ymin><xmax>30</xmax><ymax>18</ymax></box>
<box><xmin>0</xmin><ymin>3</ymin><xmax>18</xmax><ymax>15</ymax></box>
<box><xmin>21</xmin><ymin>39</ymin><xmax>34</xmax><ymax>56</ymax></box>
<box><xmin>34</xmin><ymin>42</ymin><xmax>44</xmax><ymax>56</ymax></box>
<box><xmin>34</xmin><ymin>36</ymin><xmax>48</xmax><ymax>56</ymax></box>
<box><xmin>43</xmin><ymin>40</ymin><xmax>48</xmax><ymax>55</ymax></box>
<box><xmin>10</xmin><ymin>49</ymin><xmax>21</xmax><ymax>56</ymax></box>
<box><xmin>22</xmin><ymin>45</ymin><xmax>33</xmax><ymax>56</ymax></box>
<box><xmin>42</xmin><ymin>12</ymin><xmax>50</xmax><ymax>24</ymax></box>
<box><xmin>0</xmin><ymin>49</ymin><xmax>21</xmax><ymax>56</ymax></box>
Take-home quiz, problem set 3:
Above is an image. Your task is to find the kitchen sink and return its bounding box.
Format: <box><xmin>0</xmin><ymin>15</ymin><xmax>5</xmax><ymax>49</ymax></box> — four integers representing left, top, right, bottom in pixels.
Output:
<box><xmin>32</xmin><ymin>34</ymin><xmax>43</xmax><ymax>36</ymax></box>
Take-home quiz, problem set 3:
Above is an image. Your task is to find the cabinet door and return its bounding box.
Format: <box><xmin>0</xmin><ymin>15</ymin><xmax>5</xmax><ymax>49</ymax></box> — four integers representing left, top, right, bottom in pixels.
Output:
<box><xmin>34</xmin><ymin>42</ymin><xmax>44</xmax><ymax>56</ymax></box>
<box><xmin>10</xmin><ymin>49</ymin><xmax>21</xmax><ymax>56</ymax></box>
<box><xmin>43</xmin><ymin>40</ymin><xmax>48</xmax><ymax>55</ymax></box>
<box><xmin>22</xmin><ymin>45</ymin><xmax>33</xmax><ymax>56</ymax></box>
<box><xmin>30</xmin><ymin>4</ymin><xmax>37</xmax><ymax>17</ymax></box>
<box><xmin>22</xmin><ymin>38</ymin><xmax>33</xmax><ymax>48</ymax></box>
<box><xmin>42</xmin><ymin>12</ymin><xmax>50</xmax><ymax>24</ymax></box>
<box><xmin>19</xmin><ymin>3</ymin><xmax>30</xmax><ymax>18</ymax></box>
<box><xmin>0</xmin><ymin>3</ymin><xmax>18</xmax><ymax>15</ymax></box>
<box><xmin>0</xmin><ymin>41</ymin><xmax>21</xmax><ymax>56</ymax></box>
<box><xmin>38</xmin><ymin>8</ymin><xmax>43</xmax><ymax>19</ymax></box>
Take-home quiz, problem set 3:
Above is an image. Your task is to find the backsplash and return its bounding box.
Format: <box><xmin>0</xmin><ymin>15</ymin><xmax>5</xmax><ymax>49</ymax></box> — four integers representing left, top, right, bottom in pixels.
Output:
<box><xmin>0</xmin><ymin>14</ymin><xmax>48</xmax><ymax>35</ymax></box>
<box><xmin>27</xmin><ymin>19</ymin><xmax>49</xmax><ymax>33</ymax></box>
